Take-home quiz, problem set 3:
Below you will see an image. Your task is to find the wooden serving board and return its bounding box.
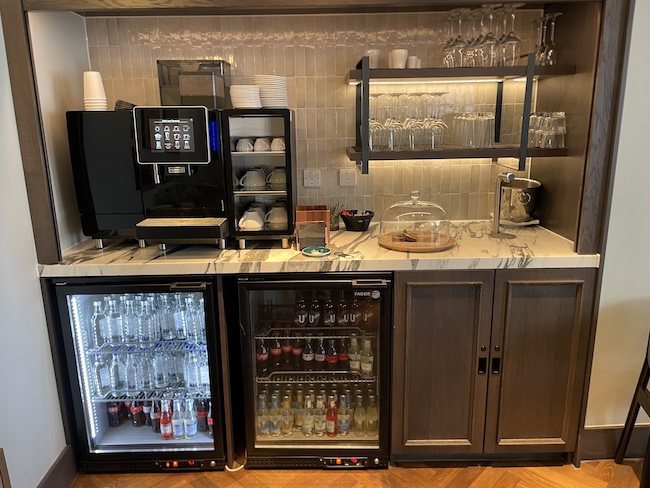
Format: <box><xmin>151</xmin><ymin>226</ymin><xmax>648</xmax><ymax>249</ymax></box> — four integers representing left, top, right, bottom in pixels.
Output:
<box><xmin>378</xmin><ymin>233</ymin><xmax>456</xmax><ymax>253</ymax></box>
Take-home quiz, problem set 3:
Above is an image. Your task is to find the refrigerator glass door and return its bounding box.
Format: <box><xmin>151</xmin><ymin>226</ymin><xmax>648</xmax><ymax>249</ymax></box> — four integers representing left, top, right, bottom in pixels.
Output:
<box><xmin>240</xmin><ymin>277</ymin><xmax>389</xmax><ymax>450</ymax></box>
<box><xmin>64</xmin><ymin>288</ymin><xmax>216</xmax><ymax>453</ymax></box>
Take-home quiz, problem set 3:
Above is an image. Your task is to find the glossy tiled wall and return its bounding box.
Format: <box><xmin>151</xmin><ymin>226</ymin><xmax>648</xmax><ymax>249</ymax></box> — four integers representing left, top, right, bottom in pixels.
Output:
<box><xmin>86</xmin><ymin>10</ymin><xmax>540</xmax><ymax>219</ymax></box>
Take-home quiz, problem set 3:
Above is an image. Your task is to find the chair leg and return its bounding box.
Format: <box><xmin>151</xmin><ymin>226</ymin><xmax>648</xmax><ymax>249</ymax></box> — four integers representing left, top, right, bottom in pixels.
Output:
<box><xmin>641</xmin><ymin>431</ymin><xmax>650</xmax><ymax>488</ymax></box>
<box><xmin>616</xmin><ymin>361</ymin><xmax>650</xmax><ymax>464</ymax></box>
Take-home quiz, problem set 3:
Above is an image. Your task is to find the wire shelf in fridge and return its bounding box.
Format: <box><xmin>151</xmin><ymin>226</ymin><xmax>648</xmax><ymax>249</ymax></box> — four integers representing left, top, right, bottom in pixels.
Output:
<box><xmin>88</xmin><ymin>340</ymin><xmax>206</xmax><ymax>356</ymax></box>
<box><xmin>93</xmin><ymin>388</ymin><xmax>211</xmax><ymax>403</ymax></box>
<box><xmin>255</xmin><ymin>372</ymin><xmax>376</xmax><ymax>384</ymax></box>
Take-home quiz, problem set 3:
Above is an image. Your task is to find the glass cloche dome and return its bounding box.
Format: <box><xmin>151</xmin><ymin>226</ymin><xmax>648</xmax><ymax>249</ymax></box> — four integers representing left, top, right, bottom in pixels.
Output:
<box><xmin>378</xmin><ymin>191</ymin><xmax>455</xmax><ymax>252</ymax></box>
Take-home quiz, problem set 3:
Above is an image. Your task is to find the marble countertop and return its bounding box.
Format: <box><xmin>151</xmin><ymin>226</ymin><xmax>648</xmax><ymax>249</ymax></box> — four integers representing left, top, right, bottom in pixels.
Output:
<box><xmin>39</xmin><ymin>221</ymin><xmax>599</xmax><ymax>278</ymax></box>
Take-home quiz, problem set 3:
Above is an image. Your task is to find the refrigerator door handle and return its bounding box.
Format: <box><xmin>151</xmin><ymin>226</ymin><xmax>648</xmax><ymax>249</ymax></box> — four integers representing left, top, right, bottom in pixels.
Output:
<box><xmin>352</xmin><ymin>279</ymin><xmax>390</xmax><ymax>287</ymax></box>
<box><xmin>170</xmin><ymin>281</ymin><xmax>207</xmax><ymax>291</ymax></box>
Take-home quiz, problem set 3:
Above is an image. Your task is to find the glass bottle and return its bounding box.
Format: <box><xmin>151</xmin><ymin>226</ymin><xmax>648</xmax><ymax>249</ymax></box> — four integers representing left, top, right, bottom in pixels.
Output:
<box><xmin>366</xmin><ymin>394</ymin><xmax>379</xmax><ymax>435</ymax></box>
<box><xmin>348</xmin><ymin>334</ymin><xmax>361</xmax><ymax>374</ymax></box>
<box><xmin>138</xmin><ymin>299</ymin><xmax>154</xmax><ymax>343</ymax></box>
<box><xmin>196</xmin><ymin>399</ymin><xmax>209</xmax><ymax>432</ymax></box>
<box><xmin>360</xmin><ymin>336</ymin><xmax>374</xmax><ymax>377</ymax></box>
<box><xmin>269</xmin><ymin>332</ymin><xmax>282</xmax><ymax>372</ymax></box>
<box><xmin>293</xmin><ymin>388</ymin><xmax>305</xmax><ymax>432</ymax></box>
<box><xmin>326</xmin><ymin>395</ymin><xmax>338</xmax><ymax>437</ymax></box>
<box><xmin>338</xmin><ymin>337</ymin><xmax>349</xmax><ymax>371</ymax></box>
<box><xmin>313</xmin><ymin>336</ymin><xmax>325</xmax><ymax>371</ymax></box>
<box><xmin>185</xmin><ymin>350</ymin><xmax>201</xmax><ymax>389</ymax></box>
<box><xmin>93</xmin><ymin>354</ymin><xmax>111</xmax><ymax>397</ymax></box>
<box><xmin>90</xmin><ymin>301</ymin><xmax>107</xmax><ymax>349</ymax></box>
<box><xmin>314</xmin><ymin>394</ymin><xmax>326</xmax><ymax>437</ymax></box>
<box><xmin>107</xmin><ymin>299</ymin><xmax>124</xmax><ymax>345</ymax></box>
<box><xmin>166</xmin><ymin>352</ymin><xmax>181</xmax><ymax>387</ymax></box>
<box><xmin>122</xmin><ymin>300</ymin><xmax>139</xmax><ymax>344</ymax></box>
<box><xmin>302</xmin><ymin>335</ymin><xmax>315</xmax><ymax>371</ymax></box>
<box><xmin>159</xmin><ymin>294</ymin><xmax>176</xmax><ymax>341</ymax></box>
<box><xmin>269</xmin><ymin>393</ymin><xmax>282</xmax><ymax>437</ymax></box>
<box><xmin>308</xmin><ymin>292</ymin><xmax>321</xmax><ymax>326</ymax></box>
<box><xmin>130</xmin><ymin>400</ymin><xmax>146</xmax><ymax>427</ymax></box>
<box><xmin>281</xmin><ymin>394</ymin><xmax>294</xmax><ymax>436</ymax></box>
<box><xmin>153</xmin><ymin>350</ymin><xmax>168</xmax><ymax>389</ymax></box>
<box><xmin>184</xmin><ymin>398</ymin><xmax>198</xmax><ymax>439</ymax></box>
<box><xmin>338</xmin><ymin>395</ymin><xmax>351</xmax><ymax>436</ymax></box>
<box><xmin>326</xmin><ymin>338</ymin><xmax>339</xmax><ymax>370</ymax></box>
<box><xmin>294</xmin><ymin>292</ymin><xmax>308</xmax><ymax>326</ymax></box>
<box><xmin>353</xmin><ymin>394</ymin><xmax>366</xmax><ymax>436</ymax></box>
<box><xmin>199</xmin><ymin>350</ymin><xmax>211</xmax><ymax>393</ymax></box>
<box><xmin>151</xmin><ymin>400</ymin><xmax>162</xmax><ymax>433</ymax></box>
<box><xmin>171</xmin><ymin>398</ymin><xmax>185</xmax><ymax>439</ymax></box>
<box><xmin>336</xmin><ymin>291</ymin><xmax>349</xmax><ymax>326</ymax></box>
<box><xmin>207</xmin><ymin>400</ymin><xmax>214</xmax><ymax>438</ymax></box>
<box><xmin>362</xmin><ymin>298</ymin><xmax>374</xmax><ymax>324</ymax></box>
<box><xmin>257</xmin><ymin>393</ymin><xmax>270</xmax><ymax>436</ymax></box>
<box><xmin>160</xmin><ymin>400</ymin><xmax>173</xmax><ymax>440</ymax></box>
<box><xmin>281</xmin><ymin>335</ymin><xmax>292</xmax><ymax>369</ymax></box>
<box><xmin>323</xmin><ymin>292</ymin><xmax>336</xmax><ymax>327</ymax></box>
<box><xmin>109</xmin><ymin>353</ymin><xmax>125</xmax><ymax>394</ymax></box>
<box><xmin>302</xmin><ymin>394</ymin><xmax>315</xmax><ymax>436</ymax></box>
<box><xmin>123</xmin><ymin>353</ymin><xmax>140</xmax><ymax>396</ymax></box>
<box><xmin>106</xmin><ymin>401</ymin><xmax>121</xmax><ymax>427</ymax></box>
<box><xmin>184</xmin><ymin>296</ymin><xmax>200</xmax><ymax>343</ymax></box>
<box><xmin>350</xmin><ymin>297</ymin><xmax>361</xmax><ymax>325</ymax></box>
<box><xmin>256</xmin><ymin>339</ymin><xmax>269</xmax><ymax>377</ymax></box>
<box><xmin>197</xmin><ymin>298</ymin><xmax>207</xmax><ymax>344</ymax></box>
<box><xmin>173</xmin><ymin>293</ymin><xmax>187</xmax><ymax>340</ymax></box>
<box><xmin>291</xmin><ymin>334</ymin><xmax>304</xmax><ymax>370</ymax></box>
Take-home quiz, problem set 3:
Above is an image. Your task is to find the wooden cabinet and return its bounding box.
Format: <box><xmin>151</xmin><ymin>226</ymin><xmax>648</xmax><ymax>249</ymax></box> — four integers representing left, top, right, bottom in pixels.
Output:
<box><xmin>391</xmin><ymin>268</ymin><xmax>596</xmax><ymax>460</ymax></box>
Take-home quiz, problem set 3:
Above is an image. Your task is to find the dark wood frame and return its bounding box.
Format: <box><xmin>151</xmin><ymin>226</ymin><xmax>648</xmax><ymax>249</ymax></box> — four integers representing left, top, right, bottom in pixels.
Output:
<box><xmin>0</xmin><ymin>0</ymin><xmax>632</xmax><ymax>263</ymax></box>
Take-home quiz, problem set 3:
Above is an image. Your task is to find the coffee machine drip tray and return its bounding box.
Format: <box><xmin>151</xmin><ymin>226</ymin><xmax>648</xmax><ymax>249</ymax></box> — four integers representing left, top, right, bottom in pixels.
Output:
<box><xmin>135</xmin><ymin>217</ymin><xmax>229</xmax><ymax>248</ymax></box>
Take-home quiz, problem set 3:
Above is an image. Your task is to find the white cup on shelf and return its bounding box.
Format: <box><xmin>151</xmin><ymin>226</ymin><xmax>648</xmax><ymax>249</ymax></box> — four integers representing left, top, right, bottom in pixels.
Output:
<box><xmin>390</xmin><ymin>49</ymin><xmax>409</xmax><ymax>69</ymax></box>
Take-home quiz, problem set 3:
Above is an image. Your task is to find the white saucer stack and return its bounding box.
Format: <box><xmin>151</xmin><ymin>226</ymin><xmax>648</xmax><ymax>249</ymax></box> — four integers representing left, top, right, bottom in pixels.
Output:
<box><xmin>253</xmin><ymin>75</ymin><xmax>288</xmax><ymax>108</ymax></box>
<box><xmin>230</xmin><ymin>85</ymin><xmax>262</xmax><ymax>108</ymax></box>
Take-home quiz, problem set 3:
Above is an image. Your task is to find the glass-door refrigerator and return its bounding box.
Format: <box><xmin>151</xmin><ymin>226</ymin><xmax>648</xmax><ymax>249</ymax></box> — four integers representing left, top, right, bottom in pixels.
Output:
<box><xmin>238</xmin><ymin>273</ymin><xmax>392</xmax><ymax>469</ymax></box>
<box><xmin>49</xmin><ymin>277</ymin><xmax>226</xmax><ymax>472</ymax></box>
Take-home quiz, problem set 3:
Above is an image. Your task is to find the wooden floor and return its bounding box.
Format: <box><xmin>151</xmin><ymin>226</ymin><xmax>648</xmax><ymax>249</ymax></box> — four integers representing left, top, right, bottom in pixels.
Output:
<box><xmin>71</xmin><ymin>459</ymin><xmax>643</xmax><ymax>488</ymax></box>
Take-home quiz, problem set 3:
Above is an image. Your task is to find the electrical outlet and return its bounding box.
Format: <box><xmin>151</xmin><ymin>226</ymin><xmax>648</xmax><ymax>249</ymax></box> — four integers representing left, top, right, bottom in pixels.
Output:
<box><xmin>340</xmin><ymin>168</ymin><xmax>356</xmax><ymax>186</ymax></box>
<box><xmin>303</xmin><ymin>169</ymin><xmax>321</xmax><ymax>187</ymax></box>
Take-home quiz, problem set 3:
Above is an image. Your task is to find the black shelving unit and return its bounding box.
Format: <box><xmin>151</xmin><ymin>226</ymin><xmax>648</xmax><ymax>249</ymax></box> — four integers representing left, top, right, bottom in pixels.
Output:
<box><xmin>347</xmin><ymin>55</ymin><xmax>577</xmax><ymax>173</ymax></box>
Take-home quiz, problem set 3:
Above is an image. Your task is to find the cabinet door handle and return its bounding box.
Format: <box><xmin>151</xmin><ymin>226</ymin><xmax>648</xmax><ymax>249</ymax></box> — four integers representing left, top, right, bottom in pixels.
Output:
<box><xmin>478</xmin><ymin>357</ymin><xmax>487</xmax><ymax>374</ymax></box>
<box><xmin>491</xmin><ymin>357</ymin><xmax>501</xmax><ymax>375</ymax></box>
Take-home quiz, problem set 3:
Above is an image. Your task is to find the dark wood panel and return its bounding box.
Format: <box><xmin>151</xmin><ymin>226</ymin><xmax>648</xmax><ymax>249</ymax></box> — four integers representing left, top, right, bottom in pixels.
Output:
<box><xmin>35</xmin><ymin>445</ymin><xmax>76</xmax><ymax>488</ymax></box>
<box><xmin>531</xmin><ymin>2</ymin><xmax>601</xmax><ymax>245</ymax></box>
<box><xmin>20</xmin><ymin>0</ymin><xmax>595</xmax><ymax>15</ymax></box>
<box><xmin>485</xmin><ymin>268</ymin><xmax>597</xmax><ymax>454</ymax></box>
<box><xmin>1</xmin><ymin>0</ymin><xmax>61</xmax><ymax>263</ymax></box>
<box><xmin>392</xmin><ymin>270</ymin><xmax>494</xmax><ymax>455</ymax></box>
<box><xmin>581</xmin><ymin>426</ymin><xmax>650</xmax><ymax>461</ymax></box>
<box><xmin>576</xmin><ymin>0</ymin><xmax>632</xmax><ymax>254</ymax></box>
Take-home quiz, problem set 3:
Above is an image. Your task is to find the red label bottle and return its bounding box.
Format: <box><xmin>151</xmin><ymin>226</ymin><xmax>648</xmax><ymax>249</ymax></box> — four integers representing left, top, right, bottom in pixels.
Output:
<box><xmin>326</xmin><ymin>395</ymin><xmax>338</xmax><ymax>437</ymax></box>
<box><xmin>160</xmin><ymin>400</ymin><xmax>173</xmax><ymax>440</ymax></box>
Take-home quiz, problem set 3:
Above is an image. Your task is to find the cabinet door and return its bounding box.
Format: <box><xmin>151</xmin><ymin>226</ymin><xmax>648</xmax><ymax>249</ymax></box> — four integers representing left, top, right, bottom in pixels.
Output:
<box><xmin>392</xmin><ymin>270</ymin><xmax>494</xmax><ymax>455</ymax></box>
<box><xmin>484</xmin><ymin>268</ymin><xmax>596</xmax><ymax>453</ymax></box>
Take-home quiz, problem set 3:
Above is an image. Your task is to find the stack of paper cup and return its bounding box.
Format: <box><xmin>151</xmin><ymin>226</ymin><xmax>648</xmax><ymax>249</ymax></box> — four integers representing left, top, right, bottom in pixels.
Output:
<box><xmin>83</xmin><ymin>71</ymin><xmax>108</xmax><ymax>111</ymax></box>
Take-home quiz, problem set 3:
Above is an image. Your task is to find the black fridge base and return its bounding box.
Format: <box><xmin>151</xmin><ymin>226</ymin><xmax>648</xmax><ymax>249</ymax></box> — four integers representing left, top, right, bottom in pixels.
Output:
<box><xmin>244</xmin><ymin>455</ymin><xmax>389</xmax><ymax>469</ymax></box>
<box><xmin>80</xmin><ymin>457</ymin><xmax>226</xmax><ymax>473</ymax></box>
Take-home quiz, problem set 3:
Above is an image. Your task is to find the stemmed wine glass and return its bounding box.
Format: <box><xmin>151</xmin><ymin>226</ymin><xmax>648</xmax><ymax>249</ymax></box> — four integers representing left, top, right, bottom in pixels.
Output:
<box><xmin>449</xmin><ymin>8</ymin><xmax>470</xmax><ymax>68</ymax></box>
<box><xmin>441</xmin><ymin>14</ymin><xmax>456</xmax><ymax>68</ymax></box>
<box><xmin>534</xmin><ymin>16</ymin><xmax>547</xmax><ymax>66</ymax></box>
<box><xmin>500</xmin><ymin>4</ymin><xmax>524</xmax><ymax>67</ymax></box>
<box><xmin>543</xmin><ymin>13</ymin><xmax>562</xmax><ymax>66</ymax></box>
<box><xmin>479</xmin><ymin>4</ymin><xmax>502</xmax><ymax>67</ymax></box>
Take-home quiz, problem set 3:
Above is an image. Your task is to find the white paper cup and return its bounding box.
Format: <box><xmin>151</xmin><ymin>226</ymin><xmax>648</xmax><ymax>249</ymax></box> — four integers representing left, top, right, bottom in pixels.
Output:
<box><xmin>390</xmin><ymin>49</ymin><xmax>409</xmax><ymax>69</ymax></box>
<box><xmin>83</xmin><ymin>71</ymin><xmax>106</xmax><ymax>100</ymax></box>
<box><xmin>406</xmin><ymin>56</ymin><xmax>419</xmax><ymax>69</ymax></box>
<box><xmin>364</xmin><ymin>49</ymin><xmax>381</xmax><ymax>68</ymax></box>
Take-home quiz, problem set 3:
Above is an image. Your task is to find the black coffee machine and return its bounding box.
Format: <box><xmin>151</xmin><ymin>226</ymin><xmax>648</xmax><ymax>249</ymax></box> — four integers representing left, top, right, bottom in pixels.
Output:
<box><xmin>66</xmin><ymin>106</ymin><xmax>230</xmax><ymax>249</ymax></box>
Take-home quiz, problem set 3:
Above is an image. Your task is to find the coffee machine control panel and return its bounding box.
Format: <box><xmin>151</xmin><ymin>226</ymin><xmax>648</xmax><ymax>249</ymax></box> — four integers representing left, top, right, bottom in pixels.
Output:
<box><xmin>133</xmin><ymin>106</ymin><xmax>212</xmax><ymax>164</ymax></box>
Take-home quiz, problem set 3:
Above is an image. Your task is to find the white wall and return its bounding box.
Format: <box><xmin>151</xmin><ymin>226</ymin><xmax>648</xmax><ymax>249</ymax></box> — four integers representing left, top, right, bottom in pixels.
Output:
<box><xmin>28</xmin><ymin>12</ymin><xmax>89</xmax><ymax>251</ymax></box>
<box><xmin>0</xmin><ymin>15</ymin><xmax>67</xmax><ymax>488</ymax></box>
<box><xmin>585</xmin><ymin>0</ymin><xmax>650</xmax><ymax>427</ymax></box>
